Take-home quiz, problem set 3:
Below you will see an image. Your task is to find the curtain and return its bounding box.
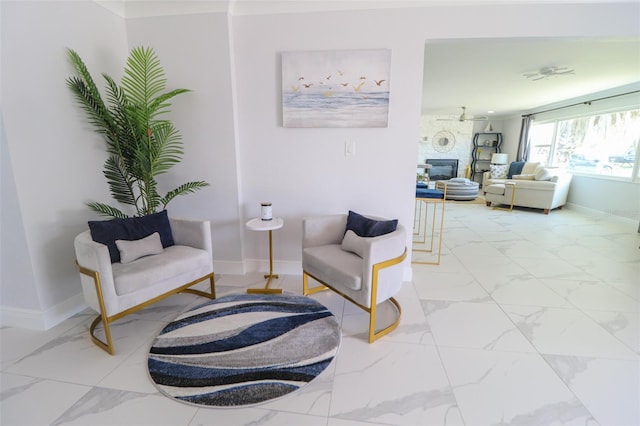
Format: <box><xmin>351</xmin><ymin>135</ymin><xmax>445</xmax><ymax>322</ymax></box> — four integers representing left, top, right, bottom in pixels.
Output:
<box><xmin>517</xmin><ymin>115</ymin><xmax>532</xmax><ymax>161</ymax></box>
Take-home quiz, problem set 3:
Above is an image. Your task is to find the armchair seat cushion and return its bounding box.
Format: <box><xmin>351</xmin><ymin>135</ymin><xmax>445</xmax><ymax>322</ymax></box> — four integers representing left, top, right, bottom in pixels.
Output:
<box><xmin>485</xmin><ymin>183</ymin><xmax>506</xmax><ymax>195</ymax></box>
<box><xmin>303</xmin><ymin>244</ymin><xmax>362</xmax><ymax>291</ymax></box>
<box><xmin>112</xmin><ymin>245</ymin><xmax>211</xmax><ymax>296</ymax></box>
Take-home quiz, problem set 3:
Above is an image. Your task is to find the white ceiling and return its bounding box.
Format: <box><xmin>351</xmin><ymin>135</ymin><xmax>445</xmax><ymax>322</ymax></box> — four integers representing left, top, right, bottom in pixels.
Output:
<box><xmin>95</xmin><ymin>2</ymin><xmax>640</xmax><ymax>120</ymax></box>
<box><xmin>422</xmin><ymin>37</ymin><xmax>640</xmax><ymax>119</ymax></box>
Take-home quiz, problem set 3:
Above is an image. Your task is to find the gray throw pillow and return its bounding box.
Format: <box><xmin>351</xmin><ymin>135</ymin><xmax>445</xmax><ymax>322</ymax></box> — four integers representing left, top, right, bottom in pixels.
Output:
<box><xmin>116</xmin><ymin>232</ymin><xmax>164</xmax><ymax>264</ymax></box>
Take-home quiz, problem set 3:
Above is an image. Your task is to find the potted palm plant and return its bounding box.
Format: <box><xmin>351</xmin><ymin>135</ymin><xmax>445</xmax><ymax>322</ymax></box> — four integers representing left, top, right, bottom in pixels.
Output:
<box><xmin>66</xmin><ymin>46</ymin><xmax>208</xmax><ymax>218</ymax></box>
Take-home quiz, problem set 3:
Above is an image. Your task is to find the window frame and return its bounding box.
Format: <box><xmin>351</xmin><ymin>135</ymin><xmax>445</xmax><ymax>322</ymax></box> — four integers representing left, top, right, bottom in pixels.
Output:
<box><xmin>528</xmin><ymin>105</ymin><xmax>640</xmax><ymax>183</ymax></box>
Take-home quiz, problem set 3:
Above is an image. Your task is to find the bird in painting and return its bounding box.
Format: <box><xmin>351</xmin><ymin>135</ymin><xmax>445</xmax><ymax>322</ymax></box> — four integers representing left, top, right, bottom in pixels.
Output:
<box><xmin>353</xmin><ymin>81</ymin><xmax>366</xmax><ymax>92</ymax></box>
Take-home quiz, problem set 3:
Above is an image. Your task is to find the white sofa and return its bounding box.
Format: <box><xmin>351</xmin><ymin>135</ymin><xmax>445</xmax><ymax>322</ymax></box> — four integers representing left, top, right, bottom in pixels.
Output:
<box><xmin>482</xmin><ymin>162</ymin><xmax>572</xmax><ymax>214</ymax></box>
<box><xmin>74</xmin><ymin>217</ymin><xmax>215</xmax><ymax>354</ymax></box>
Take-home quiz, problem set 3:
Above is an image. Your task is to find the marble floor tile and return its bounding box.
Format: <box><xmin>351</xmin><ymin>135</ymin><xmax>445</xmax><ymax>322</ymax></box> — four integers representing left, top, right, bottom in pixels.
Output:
<box><xmin>422</xmin><ymin>300</ymin><xmax>536</xmax><ymax>352</ymax></box>
<box><xmin>0</xmin><ymin>312</ymin><xmax>91</xmax><ymax>370</ymax></box>
<box><xmin>544</xmin><ymin>354</ymin><xmax>639</xmax><ymax>426</ymax></box>
<box><xmin>413</xmin><ymin>269</ymin><xmax>492</xmax><ymax>303</ymax></box>
<box><xmin>477</xmin><ymin>274</ymin><xmax>571</xmax><ymax>308</ymax></box>
<box><xmin>329</xmin><ymin>338</ymin><xmax>463</xmax><ymax>426</ymax></box>
<box><xmin>52</xmin><ymin>386</ymin><xmax>198</xmax><ymax>425</ymax></box>
<box><xmin>1</xmin><ymin>373</ymin><xmax>91</xmax><ymax>426</ymax></box>
<box><xmin>509</xmin><ymin>256</ymin><xmax>595</xmax><ymax>280</ymax></box>
<box><xmin>581</xmin><ymin>309</ymin><xmax>639</xmax><ymax>353</ymax></box>
<box><xmin>191</xmin><ymin>408</ymin><xmax>328</xmax><ymax>426</ymax></box>
<box><xmin>544</xmin><ymin>278</ymin><xmax>639</xmax><ymax>313</ymax></box>
<box><xmin>504</xmin><ymin>305</ymin><xmax>639</xmax><ymax>360</ymax></box>
<box><xmin>6</xmin><ymin>317</ymin><xmax>164</xmax><ymax>386</ymax></box>
<box><xmin>438</xmin><ymin>347</ymin><xmax>597</xmax><ymax>426</ymax></box>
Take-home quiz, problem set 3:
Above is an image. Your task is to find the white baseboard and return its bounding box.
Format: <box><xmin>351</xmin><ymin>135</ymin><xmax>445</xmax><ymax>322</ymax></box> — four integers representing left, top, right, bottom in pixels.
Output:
<box><xmin>213</xmin><ymin>260</ymin><xmax>246</xmax><ymax>275</ymax></box>
<box><xmin>565</xmin><ymin>202</ymin><xmax>639</xmax><ymax>226</ymax></box>
<box><xmin>0</xmin><ymin>293</ymin><xmax>86</xmax><ymax>331</ymax></box>
<box><xmin>242</xmin><ymin>259</ymin><xmax>302</xmax><ymax>275</ymax></box>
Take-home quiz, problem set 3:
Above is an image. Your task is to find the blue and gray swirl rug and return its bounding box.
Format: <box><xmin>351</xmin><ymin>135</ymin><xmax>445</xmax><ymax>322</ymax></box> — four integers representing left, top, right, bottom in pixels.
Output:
<box><xmin>147</xmin><ymin>293</ymin><xmax>341</xmax><ymax>407</ymax></box>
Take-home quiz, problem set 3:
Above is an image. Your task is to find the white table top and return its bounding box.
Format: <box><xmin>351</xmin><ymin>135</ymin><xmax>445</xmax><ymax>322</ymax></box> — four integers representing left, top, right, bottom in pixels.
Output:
<box><xmin>246</xmin><ymin>217</ymin><xmax>284</xmax><ymax>231</ymax></box>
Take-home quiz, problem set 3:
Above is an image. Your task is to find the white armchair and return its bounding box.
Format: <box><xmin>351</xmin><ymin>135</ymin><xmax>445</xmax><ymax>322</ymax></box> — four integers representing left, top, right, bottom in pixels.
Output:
<box><xmin>302</xmin><ymin>214</ymin><xmax>407</xmax><ymax>343</ymax></box>
<box><xmin>74</xmin><ymin>217</ymin><xmax>215</xmax><ymax>354</ymax></box>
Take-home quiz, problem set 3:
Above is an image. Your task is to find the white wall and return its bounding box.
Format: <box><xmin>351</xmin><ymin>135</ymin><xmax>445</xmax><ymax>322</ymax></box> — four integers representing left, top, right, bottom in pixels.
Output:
<box><xmin>2</xmin><ymin>1</ymin><xmax>639</xmax><ymax>329</ymax></box>
<box><xmin>231</xmin><ymin>9</ymin><xmax>423</xmax><ymax>265</ymax></box>
<box><xmin>1</xmin><ymin>1</ymin><xmax>128</xmax><ymax>328</ymax></box>
<box><xmin>125</xmin><ymin>13</ymin><xmax>244</xmax><ymax>272</ymax></box>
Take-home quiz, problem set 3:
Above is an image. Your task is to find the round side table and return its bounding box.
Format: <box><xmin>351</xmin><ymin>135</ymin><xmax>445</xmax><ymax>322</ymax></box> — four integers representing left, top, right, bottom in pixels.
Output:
<box><xmin>245</xmin><ymin>217</ymin><xmax>284</xmax><ymax>294</ymax></box>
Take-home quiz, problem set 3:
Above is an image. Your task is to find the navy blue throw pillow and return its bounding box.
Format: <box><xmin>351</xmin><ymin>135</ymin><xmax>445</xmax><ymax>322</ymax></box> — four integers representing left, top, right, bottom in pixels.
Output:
<box><xmin>88</xmin><ymin>210</ymin><xmax>174</xmax><ymax>263</ymax></box>
<box><xmin>346</xmin><ymin>210</ymin><xmax>398</xmax><ymax>237</ymax></box>
<box><xmin>507</xmin><ymin>161</ymin><xmax>526</xmax><ymax>178</ymax></box>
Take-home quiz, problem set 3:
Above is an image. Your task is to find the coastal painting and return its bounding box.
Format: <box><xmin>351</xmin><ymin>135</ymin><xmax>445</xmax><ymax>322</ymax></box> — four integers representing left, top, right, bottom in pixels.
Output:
<box><xmin>282</xmin><ymin>49</ymin><xmax>391</xmax><ymax>128</ymax></box>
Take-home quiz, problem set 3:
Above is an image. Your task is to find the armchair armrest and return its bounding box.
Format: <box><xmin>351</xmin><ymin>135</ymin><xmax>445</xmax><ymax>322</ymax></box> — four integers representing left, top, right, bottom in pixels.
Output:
<box><xmin>361</xmin><ymin>225</ymin><xmax>406</xmax><ymax>288</ymax></box>
<box><xmin>169</xmin><ymin>218</ymin><xmax>212</xmax><ymax>256</ymax></box>
<box><xmin>74</xmin><ymin>230</ymin><xmax>117</xmax><ymax>313</ymax></box>
<box><xmin>482</xmin><ymin>171</ymin><xmax>492</xmax><ymax>189</ymax></box>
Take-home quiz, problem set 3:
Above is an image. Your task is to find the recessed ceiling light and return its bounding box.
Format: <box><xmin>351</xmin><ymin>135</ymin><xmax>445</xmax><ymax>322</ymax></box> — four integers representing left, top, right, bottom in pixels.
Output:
<box><xmin>487</xmin><ymin>110</ymin><xmax>495</xmax><ymax>114</ymax></box>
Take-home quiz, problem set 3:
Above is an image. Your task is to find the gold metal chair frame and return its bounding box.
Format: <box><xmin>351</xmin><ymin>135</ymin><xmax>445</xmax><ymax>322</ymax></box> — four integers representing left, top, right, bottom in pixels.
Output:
<box><xmin>302</xmin><ymin>248</ymin><xmax>407</xmax><ymax>343</ymax></box>
<box><xmin>75</xmin><ymin>261</ymin><xmax>216</xmax><ymax>355</ymax></box>
<box><xmin>412</xmin><ymin>183</ymin><xmax>447</xmax><ymax>265</ymax></box>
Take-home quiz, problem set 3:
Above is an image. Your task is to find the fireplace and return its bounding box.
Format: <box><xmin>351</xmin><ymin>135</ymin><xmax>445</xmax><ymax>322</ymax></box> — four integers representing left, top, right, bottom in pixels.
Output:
<box><xmin>425</xmin><ymin>159</ymin><xmax>459</xmax><ymax>181</ymax></box>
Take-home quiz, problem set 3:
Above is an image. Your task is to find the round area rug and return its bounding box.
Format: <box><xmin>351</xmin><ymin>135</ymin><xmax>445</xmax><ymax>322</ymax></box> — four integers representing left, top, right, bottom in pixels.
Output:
<box><xmin>147</xmin><ymin>293</ymin><xmax>341</xmax><ymax>407</ymax></box>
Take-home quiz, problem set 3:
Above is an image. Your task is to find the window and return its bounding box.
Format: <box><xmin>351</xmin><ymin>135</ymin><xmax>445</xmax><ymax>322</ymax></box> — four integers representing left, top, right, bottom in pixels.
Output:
<box><xmin>528</xmin><ymin>109</ymin><xmax>640</xmax><ymax>180</ymax></box>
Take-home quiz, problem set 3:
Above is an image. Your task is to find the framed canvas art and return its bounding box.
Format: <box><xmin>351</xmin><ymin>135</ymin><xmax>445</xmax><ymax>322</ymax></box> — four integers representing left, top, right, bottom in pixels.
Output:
<box><xmin>282</xmin><ymin>49</ymin><xmax>391</xmax><ymax>128</ymax></box>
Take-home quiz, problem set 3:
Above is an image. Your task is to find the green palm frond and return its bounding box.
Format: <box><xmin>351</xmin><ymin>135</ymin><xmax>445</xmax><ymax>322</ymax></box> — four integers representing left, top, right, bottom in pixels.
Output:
<box><xmin>103</xmin><ymin>155</ymin><xmax>137</xmax><ymax>206</ymax></box>
<box><xmin>161</xmin><ymin>181</ymin><xmax>210</xmax><ymax>208</ymax></box>
<box><xmin>66</xmin><ymin>50</ymin><xmax>112</xmax><ymax>125</ymax></box>
<box><xmin>67</xmin><ymin>46</ymin><xmax>209</xmax><ymax>219</ymax></box>
<box><xmin>147</xmin><ymin>88</ymin><xmax>191</xmax><ymax>119</ymax></box>
<box><xmin>122</xmin><ymin>47</ymin><xmax>165</xmax><ymax>119</ymax></box>
<box><xmin>86</xmin><ymin>202</ymin><xmax>128</xmax><ymax>218</ymax></box>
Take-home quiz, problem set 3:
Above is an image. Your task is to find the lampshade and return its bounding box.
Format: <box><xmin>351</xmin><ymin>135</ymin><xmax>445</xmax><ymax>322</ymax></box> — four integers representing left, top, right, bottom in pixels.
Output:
<box><xmin>491</xmin><ymin>153</ymin><xmax>509</xmax><ymax>165</ymax></box>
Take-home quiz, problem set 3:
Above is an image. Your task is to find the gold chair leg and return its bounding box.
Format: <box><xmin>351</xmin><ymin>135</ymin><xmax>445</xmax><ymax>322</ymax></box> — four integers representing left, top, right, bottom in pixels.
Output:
<box><xmin>368</xmin><ymin>297</ymin><xmax>402</xmax><ymax>343</ymax></box>
<box><xmin>182</xmin><ymin>273</ymin><xmax>216</xmax><ymax>299</ymax></box>
<box><xmin>89</xmin><ymin>315</ymin><xmax>115</xmax><ymax>355</ymax></box>
<box><xmin>303</xmin><ymin>272</ymin><xmax>327</xmax><ymax>295</ymax></box>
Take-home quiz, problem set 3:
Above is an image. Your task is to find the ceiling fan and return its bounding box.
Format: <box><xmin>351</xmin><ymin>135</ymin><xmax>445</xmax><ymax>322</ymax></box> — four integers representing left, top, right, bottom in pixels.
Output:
<box><xmin>437</xmin><ymin>106</ymin><xmax>488</xmax><ymax>122</ymax></box>
<box><xmin>523</xmin><ymin>66</ymin><xmax>575</xmax><ymax>81</ymax></box>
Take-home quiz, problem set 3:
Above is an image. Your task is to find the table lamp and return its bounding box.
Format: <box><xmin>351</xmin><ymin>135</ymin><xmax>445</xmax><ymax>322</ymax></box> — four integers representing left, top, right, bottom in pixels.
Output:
<box><xmin>491</xmin><ymin>153</ymin><xmax>509</xmax><ymax>165</ymax></box>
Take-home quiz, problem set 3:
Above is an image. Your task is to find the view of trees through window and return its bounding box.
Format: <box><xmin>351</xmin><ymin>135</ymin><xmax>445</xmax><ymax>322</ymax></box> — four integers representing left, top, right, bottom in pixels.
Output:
<box><xmin>528</xmin><ymin>109</ymin><xmax>640</xmax><ymax>180</ymax></box>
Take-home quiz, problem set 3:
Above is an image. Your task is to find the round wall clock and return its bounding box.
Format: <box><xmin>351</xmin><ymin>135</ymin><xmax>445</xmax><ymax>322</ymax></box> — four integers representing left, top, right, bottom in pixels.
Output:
<box><xmin>432</xmin><ymin>130</ymin><xmax>456</xmax><ymax>153</ymax></box>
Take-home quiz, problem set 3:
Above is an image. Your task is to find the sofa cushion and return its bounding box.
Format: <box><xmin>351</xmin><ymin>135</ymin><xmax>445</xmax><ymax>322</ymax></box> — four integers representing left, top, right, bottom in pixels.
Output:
<box><xmin>522</xmin><ymin>162</ymin><xmax>542</xmax><ymax>175</ymax></box>
<box><xmin>303</xmin><ymin>245</ymin><xmax>362</xmax><ymax>291</ymax></box>
<box><xmin>507</xmin><ymin>161</ymin><xmax>525</xmax><ymax>178</ymax></box>
<box><xmin>116</xmin><ymin>232</ymin><xmax>164</xmax><ymax>264</ymax></box>
<box><xmin>89</xmin><ymin>210</ymin><xmax>174</xmax><ymax>263</ymax></box>
<box><xmin>490</xmin><ymin>164</ymin><xmax>508</xmax><ymax>179</ymax></box>
<box><xmin>535</xmin><ymin>167</ymin><xmax>553</xmax><ymax>181</ymax></box>
<box><xmin>513</xmin><ymin>174</ymin><xmax>535</xmax><ymax>180</ymax></box>
<box><xmin>112</xmin><ymin>245</ymin><xmax>210</xmax><ymax>296</ymax></box>
<box><xmin>346</xmin><ymin>210</ymin><xmax>397</xmax><ymax>237</ymax></box>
